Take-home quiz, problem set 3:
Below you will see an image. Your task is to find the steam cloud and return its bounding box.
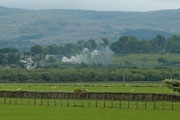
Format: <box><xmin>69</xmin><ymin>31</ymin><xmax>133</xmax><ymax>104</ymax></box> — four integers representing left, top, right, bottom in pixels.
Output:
<box><xmin>61</xmin><ymin>47</ymin><xmax>113</xmax><ymax>64</ymax></box>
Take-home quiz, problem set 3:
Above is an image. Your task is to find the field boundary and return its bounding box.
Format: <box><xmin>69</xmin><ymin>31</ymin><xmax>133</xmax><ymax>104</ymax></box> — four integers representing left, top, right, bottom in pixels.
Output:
<box><xmin>0</xmin><ymin>91</ymin><xmax>179</xmax><ymax>102</ymax></box>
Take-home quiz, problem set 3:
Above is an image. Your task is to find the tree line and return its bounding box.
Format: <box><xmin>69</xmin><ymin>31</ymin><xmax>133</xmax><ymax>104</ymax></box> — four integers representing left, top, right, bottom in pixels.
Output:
<box><xmin>0</xmin><ymin>48</ymin><xmax>20</xmax><ymax>65</ymax></box>
<box><xmin>0</xmin><ymin>67</ymin><xmax>179</xmax><ymax>82</ymax></box>
<box><xmin>31</xmin><ymin>38</ymin><xmax>109</xmax><ymax>56</ymax></box>
<box><xmin>110</xmin><ymin>35</ymin><xmax>180</xmax><ymax>54</ymax></box>
<box><xmin>31</xmin><ymin>35</ymin><xmax>180</xmax><ymax>56</ymax></box>
<box><xmin>1</xmin><ymin>34</ymin><xmax>180</xmax><ymax>66</ymax></box>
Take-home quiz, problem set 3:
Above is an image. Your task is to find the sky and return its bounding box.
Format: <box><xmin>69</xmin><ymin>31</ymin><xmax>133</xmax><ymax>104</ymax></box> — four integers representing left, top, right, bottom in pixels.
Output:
<box><xmin>0</xmin><ymin>0</ymin><xmax>180</xmax><ymax>11</ymax></box>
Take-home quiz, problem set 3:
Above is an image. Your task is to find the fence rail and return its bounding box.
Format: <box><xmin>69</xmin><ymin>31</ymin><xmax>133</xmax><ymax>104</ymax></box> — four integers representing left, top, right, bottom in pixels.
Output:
<box><xmin>0</xmin><ymin>91</ymin><xmax>179</xmax><ymax>110</ymax></box>
<box><xmin>0</xmin><ymin>91</ymin><xmax>179</xmax><ymax>102</ymax></box>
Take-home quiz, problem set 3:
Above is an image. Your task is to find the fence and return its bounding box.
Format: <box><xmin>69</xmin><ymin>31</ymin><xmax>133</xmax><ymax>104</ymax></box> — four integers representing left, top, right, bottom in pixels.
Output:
<box><xmin>0</xmin><ymin>91</ymin><xmax>179</xmax><ymax>110</ymax></box>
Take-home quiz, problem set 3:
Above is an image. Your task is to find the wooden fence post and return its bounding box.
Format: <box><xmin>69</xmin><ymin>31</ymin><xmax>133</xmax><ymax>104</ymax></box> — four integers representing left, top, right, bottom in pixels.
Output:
<box><xmin>47</xmin><ymin>96</ymin><xmax>50</xmax><ymax>106</ymax></box>
<box><xmin>4</xmin><ymin>92</ymin><xmax>6</xmax><ymax>104</ymax></box>
<box><xmin>95</xmin><ymin>93</ymin><xmax>97</xmax><ymax>107</ymax></box>
<box><xmin>81</xmin><ymin>93</ymin><xmax>83</xmax><ymax>107</ymax></box>
<box><xmin>27</xmin><ymin>92</ymin><xmax>30</xmax><ymax>105</ymax></box>
<box><xmin>136</xmin><ymin>101</ymin><xmax>138</xmax><ymax>109</ymax></box>
<box><xmin>153</xmin><ymin>101</ymin><xmax>156</xmax><ymax>110</ymax></box>
<box><xmin>120</xmin><ymin>94</ymin><xmax>124</xmax><ymax>108</ymax></box>
<box><xmin>145</xmin><ymin>101</ymin><xmax>147</xmax><ymax>109</ymax></box>
<box><xmin>15</xmin><ymin>92</ymin><xmax>18</xmax><ymax>105</ymax></box>
<box><xmin>119</xmin><ymin>98</ymin><xmax>122</xmax><ymax>108</ymax></box>
<box><xmin>128</xmin><ymin>94</ymin><xmax>130</xmax><ymax>109</ymax></box>
<box><xmin>67</xmin><ymin>93</ymin><xmax>69</xmax><ymax>107</ymax></box>
<box><xmin>104</xmin><ymin>93</ymin><xmax>106</xmax><ymax>108</ymax></box>
<box><xmin>40</xmin><ymin>93</ymin><xmax>43</xmax><ymax>105</ymax></box>
<box><xmin>54</xmin><ymin>93</ymin><xmax>57</xmax><ymax>106</ymax></box>
<box><xmin>9</xmin><ymin>97</ymin><xmax>11</xmax><ymax>105</ymax></box>
<box><xmin>111</xmin><ymin>93</ymin><xmax>114</xmax><ymax>108</ymax></box>
<box><xmin>162</xmin><ymin>94</ymin><xmax>164</xmax><ymax>110</ymax></box>
<box><xmin>21</xmin><ymin>92</ymin><xmax>23</xmax><ymax>105</ymax></box>
<box><xmin>34</xmin><ymin>92</ymin><xmax>36</xmax><ymax>105</ymax></box>
<box><xmin>28</xmin><ymin>98</ymin><xmax>30</xmax><ymax>105</ymax></box>
<box><xmin>60</xmin><ymin>93</ymin><xmax>63</xmax><ymax>107</ymax></box>
<box><xmin>88</xmin><ymin>93</ymin><xmax>90</xmax><ymax>107</ymax></box>
<box><xmin>171</xmin><ymin>94</ymin><xmax>174</xmax><ymax>110</ymax></box>
<box><xmin>74</xmin><ymin>93</ymin><xmax>76</xmax><ymax>107</ymax></box>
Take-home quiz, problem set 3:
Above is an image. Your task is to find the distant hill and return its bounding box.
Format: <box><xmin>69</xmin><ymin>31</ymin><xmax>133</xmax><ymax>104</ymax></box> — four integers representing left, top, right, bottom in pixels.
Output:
<box><xmin>0</xmin><ymin>6</ymin><xmax>180</xmax><ymax>51</ymax></box>
<box><xmin>122</xmin><ymin>29</ymin><xmax>173</xmax><ymax>40</ymax></box>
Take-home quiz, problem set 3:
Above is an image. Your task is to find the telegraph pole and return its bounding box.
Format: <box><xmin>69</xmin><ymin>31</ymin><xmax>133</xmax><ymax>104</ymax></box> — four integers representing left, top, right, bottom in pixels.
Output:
<box><xmin>122</xmin><ymin>62</ymin><xmax>125</xmax><ymax>87</ymax></box>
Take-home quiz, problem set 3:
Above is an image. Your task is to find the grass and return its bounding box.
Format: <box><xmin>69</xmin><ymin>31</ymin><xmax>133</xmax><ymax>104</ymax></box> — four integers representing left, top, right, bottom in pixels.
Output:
<box><xmin>0</xmin><ymin>83</ymin><xmax>173</xmax><ymax>93</ymax></box>
<box><xmin>113</xmin><ymin>53</ymin><xmax>180</xmax><ymax>67</ymax></box>
<box><xmin>0</xmin><ymin>98</ymin><xmax>178</xmax><ymax>110</ymax></box>
<box><xmin>0</xmin><ymin>83</ymin><xmax>178</xmax><ymax>120</ymax></box>
<box><xmin>0</xmin><ymin>103</ymin><xmax>180</xmax><ymax>120</ymax></box>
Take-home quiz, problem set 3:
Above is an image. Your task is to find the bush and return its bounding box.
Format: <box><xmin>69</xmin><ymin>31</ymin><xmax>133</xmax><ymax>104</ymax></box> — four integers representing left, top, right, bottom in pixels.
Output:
<box><xmin>163</xmin><ymin>79</ymin><xmax>180</xmax><ymax>92</ymax></box>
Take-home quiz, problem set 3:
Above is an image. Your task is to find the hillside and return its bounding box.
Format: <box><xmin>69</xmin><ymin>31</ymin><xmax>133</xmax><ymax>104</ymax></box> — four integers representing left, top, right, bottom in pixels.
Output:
<box><xmin>0</xmin><ymin>6</ymin><xmax>180</xmax><ymax>51</ymax></box>
<box><xmin>121</xmin><ymin>29</ymin><xmax>173</xmax><ymax>40</ymax></box>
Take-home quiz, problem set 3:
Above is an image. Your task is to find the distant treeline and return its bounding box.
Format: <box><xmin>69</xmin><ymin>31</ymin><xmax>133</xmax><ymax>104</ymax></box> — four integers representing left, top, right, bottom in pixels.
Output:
<box><xmin>30</xmin><ymin>35</ymin><xmax>180</xmax><ymax>56</ymax></box>
<box><xmin>0</xmin><ymin>48</ymin><xmax>20</xmax><ymax>65</ymax></box>
<box><xmin>1</xmin><ymin>35</ymin><xmax>180</xmax><ymax>66</ymax></box>
<box><xmin>31</xmin><ymin>38</ymin><xmax>108</xmax><ymax>56</ymax></box>
<box><xmin>110</xmin><ymin>35</ymin><xmax>180</xmax><ymax>54</ymax></box>
<box><xmin>0</xmin><ymin>67</ymin><xmax>179</xmax><ymax>82</ymax></box>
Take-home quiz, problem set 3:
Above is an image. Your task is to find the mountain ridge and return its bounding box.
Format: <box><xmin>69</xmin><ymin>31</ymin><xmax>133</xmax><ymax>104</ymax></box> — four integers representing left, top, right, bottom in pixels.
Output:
<box><xmin>0</xmin><ymin>6</ymin><xmax>179</xmax><ymax>51</ymax></box>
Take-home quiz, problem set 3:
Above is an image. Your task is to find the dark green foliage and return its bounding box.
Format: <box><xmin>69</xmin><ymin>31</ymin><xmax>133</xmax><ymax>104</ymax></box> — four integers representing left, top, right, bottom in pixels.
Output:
<box><xmin>110</xmin><ymin>35</ymin><xmax>180</xmax><ymax>54</ymax></box>
<box><xmin>165</xmin><ymin>35</ymin><xmax>180</xmax><ymax>53</ymax></box>
<box><xmin>102</xmin><ymin>38</ymin><xmax>109</xmax><ymax>46</ymax></box>
<box><xmin>48</xmin><ymin>56</ymin><xmax>57</xmax><ymax>63</ymax></box>
<box><xmin>0</xmin><ymin>67</ymin><xmax>179</xmax><ymax>83</ymax></box>
<box><xmin>110</xmin><ymin>36</ymin><xmax>152</xmax><ymax>54</ymax></box>
<box><xmin>0</xmin><ymin>48</ymin><xmax>20</xmax><ymax>65</ymax></box>
<box><xmin>163</xmin><ymin>79</ymin><xmax>180</xmax><ymax>93</ymax></box>
<box><xmin>157</xmin><ymin>58</ymin><xmax>169</xmax><ymax>64</ymax></box>
<box><xmin>31</xmin><ymin>45</ymin><xmax>43</xmax><ymax>54</ymax></box>
<box><xmin>30</xmin><ymin>39</ymin><xmax>102</xmax><ymax>56</ymax></box>
<box><xmin>0</xmin><ymin>54</ymin><xmax>6</xmax><ymax>65</ymax></box>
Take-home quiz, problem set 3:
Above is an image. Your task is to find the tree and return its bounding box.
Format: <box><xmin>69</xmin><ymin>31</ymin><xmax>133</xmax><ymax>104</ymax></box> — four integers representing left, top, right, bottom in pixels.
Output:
<box><xmin>64</xmin><ymin>43</ymin><xmax>77</xmax><ymax>56</ymax></box>
<box><xmin>165</xmin><ymin>35</ymin><xmax>180</xmax><ymax>53</ymax></box>
<box><xmin>157</xmin><ymin>58</ymin><xmax>169</xmax><ymax>64</ymax></box>
<box><xmin>85</xmin><ymin>39</ymin><xmax>97</xmax><ymax>51</ymax></box>
<box><xmin>153</xmin><ymin>35</ymin><xmax>166</xmax><ymax>47</ymax></box>
<box><xmin>31</xmin><ymin>45</ymin><xmax>43</xmax><ymax>54</ymax></box>
<box><xmin>119</xmin><ymin>36</ymin><xmax>137</xmax><ymax>42</ymax></box>
<box><xmin>102</xmin><ymin>38</ymin><xmax>109</xmax><ymax>46</ymax></box>
<box><xmin>7</xmin><ymin>52</ymin><xmax>20</xmax><ymax>64</ymax></box>
<box><xmin>48</xmin><ymin>44</ymin><xmax>58</xmax><ymax>54</ymax></box>
<box><xmin>163</xmin><ymin>79</ymin><xmax>180</xmax><ymax>93</ymax></box>
<box><xmin>0</xmin><ymin>53</ymin><xmax>6</xmax><ymax>65</ymax></box>
<box><xmin>48</xmin><ymin>56</ymin><xmax>57</xmax><ymax>63</ymax></box>
<box><xmin>110</xmin><ymin>35</ymin><xmax>180</xmax><ymax>54</ymax></box>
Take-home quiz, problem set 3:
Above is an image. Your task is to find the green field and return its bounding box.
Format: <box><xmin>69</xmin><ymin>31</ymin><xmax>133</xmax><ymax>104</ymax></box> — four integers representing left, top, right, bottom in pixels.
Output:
<box><xmin>0</xmin><ymin>83</ymin><xmax>173</xmax><ymax>93</ymax></box>
<box><xmin>0</xmin><ymin>97</ymin><xmax>180</xmax><ymax>120</ymax></box>
<box><xmin>0</xmin><ymin>103</ymin><xmax>180</xmax><ymax>120</ymax></box>
<box><xmin>0</xmin><ymin>83</ymin><xmax>178</xmax><ymax>120</ymax></box>
<box><xmin>113</xmin><ymin>53</ymin><xmax>180</xmax><ymax>67</ymax></box>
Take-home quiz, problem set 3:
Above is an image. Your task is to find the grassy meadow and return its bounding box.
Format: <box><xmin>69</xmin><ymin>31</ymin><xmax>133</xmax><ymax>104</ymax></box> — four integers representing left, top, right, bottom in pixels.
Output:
<box><xmin>0</xmin><ymin>82</ymin><xmax>178</xmax><ymax>120</ymax></box>
<box><xmin>0</xmin><ymin>83</ymin><xmax>173</xmax><ymax>93</ymax></box>
<box><xmin>113</xmin><ymin>53</ymin><xmax>180</xmax><ymax>67</ymax></box>
<box><xmin>0</xmin><ymin>103</ymin><xmax>180</xmax><ymax>120</ymax></box>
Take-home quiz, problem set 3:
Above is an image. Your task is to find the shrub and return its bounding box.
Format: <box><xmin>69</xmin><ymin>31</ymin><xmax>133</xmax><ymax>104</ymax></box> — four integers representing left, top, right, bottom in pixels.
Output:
<box><xmin>163</xmin><ymin>79</ymin><xmax>180</xmax><ymax>92</ymax></box>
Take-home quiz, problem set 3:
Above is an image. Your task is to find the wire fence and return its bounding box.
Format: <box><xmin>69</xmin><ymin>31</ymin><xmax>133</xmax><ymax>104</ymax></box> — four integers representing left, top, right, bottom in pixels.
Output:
<box><xmin>0</xmin><ymin>93</ymin><xmax>179</xmax><ymax>110</ymax></box>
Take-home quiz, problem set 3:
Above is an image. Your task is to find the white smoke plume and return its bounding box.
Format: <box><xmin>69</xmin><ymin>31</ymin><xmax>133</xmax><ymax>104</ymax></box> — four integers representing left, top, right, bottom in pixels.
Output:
<box><xmin>61</xmin><ymin>48</ymin><xmax>100</xmax><ymax>64</ymax></box>
<box><xmin>62</xmin><ymin>54</ymin><xmax>88</xmax><ymax>64</ymax></box>
<box><xmin>61</xmin><ymin>46</ymin><xmax>114</xmax><ymax>65</ymax></box>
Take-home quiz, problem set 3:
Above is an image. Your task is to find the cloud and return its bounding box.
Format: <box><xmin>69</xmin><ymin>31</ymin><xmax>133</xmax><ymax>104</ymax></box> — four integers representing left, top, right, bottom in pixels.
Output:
<box><xmin>0</xmin><ymin>0</ymin><xmax>180</xmax><ymax>11</ymax></box>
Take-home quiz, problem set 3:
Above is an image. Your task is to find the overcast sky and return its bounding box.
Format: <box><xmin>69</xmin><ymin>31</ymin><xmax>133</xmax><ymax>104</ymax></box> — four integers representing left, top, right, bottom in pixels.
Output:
<box><xmin>0</xmin><ymin>0</ymin><xmax>180</xmax><ymax>11</ymax></box>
